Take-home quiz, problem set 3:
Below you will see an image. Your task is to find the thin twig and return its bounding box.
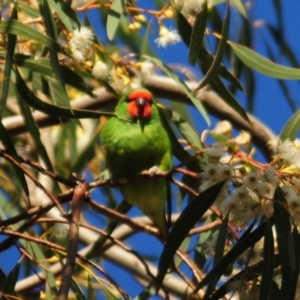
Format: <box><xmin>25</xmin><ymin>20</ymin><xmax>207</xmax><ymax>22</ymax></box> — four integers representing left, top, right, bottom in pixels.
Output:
<box><xmin>0</xmin><ymin>150</ymin><xmax>67</xmax><ymax>217</ymax></box>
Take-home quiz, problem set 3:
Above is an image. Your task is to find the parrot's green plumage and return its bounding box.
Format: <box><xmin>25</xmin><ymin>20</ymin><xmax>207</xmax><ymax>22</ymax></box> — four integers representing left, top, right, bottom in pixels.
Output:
<box><xmin>100</xmin><ymin>88</ymin><xmax>172</xmax><ymax>237</ymax></box>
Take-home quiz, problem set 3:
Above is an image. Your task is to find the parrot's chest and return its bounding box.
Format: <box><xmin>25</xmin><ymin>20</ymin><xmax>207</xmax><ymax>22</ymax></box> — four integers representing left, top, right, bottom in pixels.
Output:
<box><xmin>103</xmin><ymin>121</ymin><xmax>167</xmax><ymax>176</ymax></box>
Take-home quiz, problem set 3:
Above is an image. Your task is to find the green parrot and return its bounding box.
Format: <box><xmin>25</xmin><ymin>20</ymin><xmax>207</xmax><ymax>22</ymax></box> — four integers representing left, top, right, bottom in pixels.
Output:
<box><xmin>100</xmin><ymin>87</ymin><xmax>172</xmax><ymax>238</ymax></box>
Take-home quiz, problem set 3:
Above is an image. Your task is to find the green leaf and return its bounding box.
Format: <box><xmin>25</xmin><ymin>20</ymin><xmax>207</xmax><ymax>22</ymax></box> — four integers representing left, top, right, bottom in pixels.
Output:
<box><xmin>188</xmin><ymin>2</ymin><xmax>208</xmax><ymax>65</ymax></box>
<box><xmin>228</xmin><ymin>40</ymin><xmax>300</xmax><ymax>79</ymax></box>
<box><xmin>14</xmin><ymin>68</ymin><xmax>113</xmax><ymax>119</ymax></box>
<box><xmin>0</xmin><ymin>20</ymin><xmax>62</xmax><ymax>52</ymax></box>
<box><xmin>39</xmin><ymin>0</ymin><xmax>72</xmax><ymax>111</ymax></box>
<box><xmin>0</xmin><ymin>121</ymin><xmax>29</xmax><ymax>197</ymax></box>
<box><xmin>211</xmin><ymin>0</ymin><xmax>247</xmax><ymax>17</ymax></box>
<box><xmin>106</xmin><ymin>0</ymin><xmax>125</xmax><ymax>41</ymax></box>
<box><xmin>14</xmin><ymin>55</ymin><xmax>94</xmax><ymax>96</ymax></box>
<box><xmin>144</xmin><ymin>55</ymin><xmax>210</xmax><ymax>125</ymax></box>
<box><xmin>86</xmin><ymin>200</ymin><xmax>132</xmax><ymax>259</ymax></box>
<box><xmin>0</xmin><ymin>4</ymin><xmax>17</xmax><ymax>116</ymax></box>
<box><xmin>210</xmin><ymin>256</ymin><xmax>280</xmax><ymax>300</ymax></box>
<box><xmin>71</xmin><ymin>278</ymin><xmax>86</xmax><ymax>300</ymax></box>
<box><xmin>0</xmin><ymin>262</ymin><xmax>20</xmax><ymax>299</ymax></box>
<box><xmin>175</xmin><ymin>11</ymin><xmax>244</xmax><ymax>92</ymax></box>
<box><xmin>20</xmin><ymin>239</ymin><xmax>58</xmax><ymax>297</ymax></box>
<box><xmin>211</xmin><ymin>75</ymin><xmax>250</xmax><ymax>123</ymax></box>
<box><xmin>156</xmin><ymin>181</ymin><xmax>225</xmax><ymax>289</ymax></box>
<box><xmin>17</xmin><ymin>2</ymin><xmax>40</xmax><ymax>18</ymax></box>
<box><xmin>16</xmin><ymin>94</ymin><xmax>54</xmax><ymax>172</ymax></box>
<box><xmin>47</xmin><ymin>0</ymin><xmax>80</xmax><ymax>32</ymax></box>
<box><xmin>279</xmin><ymin>110</ymin><xmax>300</xmax><ymax>142</ymax></box>
<box><xmin>273</xmin><ymin>187</ymin><xmax>297</xmax><ymax>299</ymax></box>
<box><xmin>167</xmin><ymin>108</ymin><xmax>203</xmax><ymax>149</ymax></box>
<box><xmin>259</xmin><ymin>219</ymin><xmax>274</xmax><ymax>300</ymax></box>
<box><xmin>0</xmin><ymin>268</ymin><xmax>6</xmax><ymax>290</ymax></box>
<box><xmin>193</xmin><ymin>1</ymin><xmax>230</xmax><ymax>91</ymax></box>
<box><xmin>203</xmin><ymin>215</ymin><xmax>229</xmax><ymax>299</ymax></box>
<box><xmin>194</xmin><ymin>218</ymin><xmax>273</xmax><ymax>293</ymax></box>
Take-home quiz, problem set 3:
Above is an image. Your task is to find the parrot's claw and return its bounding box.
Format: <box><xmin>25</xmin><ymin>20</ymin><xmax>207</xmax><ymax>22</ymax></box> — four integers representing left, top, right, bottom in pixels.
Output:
<box><xmin>148</xmin><ymin>166</ymin><xmax>159</xmax><ymax>177</ymax></box>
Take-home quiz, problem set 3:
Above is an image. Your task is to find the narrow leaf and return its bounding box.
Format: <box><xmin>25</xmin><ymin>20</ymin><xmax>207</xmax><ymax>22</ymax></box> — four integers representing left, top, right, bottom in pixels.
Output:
<box><xmin>188</xmin><ymin>2</ymin><xmax>208</xmax><ymax>65</ymax></box>
<box><xmin>0</xmin><ymin>4</ymin><xmax>17</xmax><ymax>115</ymax></box>
<box><xmin>193</xmin><ymin>1</ymin><xmax>230</xmax><ymax>91</ymax></box>
<box><xmin>273</xmin><ymin>187</ymin><xmax>295</xmax><ymax>298</ymax></box>
<box><xmin>17</xmin><ymin>94</ymin><xmax>54</xmax><ymax>172</ymax></box>
<box><xmin>0</xmin><ymin>20</ymin><xmax>63</xmax><ymax>52</ymax></box>
<box><xmin>228</xmin><ymin>41</ymin><xmax>300</xmax><ymax>79</ymax></box>
<box><xmin>156</xmin><ymin>181</ymin><xmax>225</xmax><ymax>289</ymax></box>
<box><xmin>0</xmin><ymin>121</ymin><xmax>29</xmax><ymax>196</ymax></box>
<box><xmin>259</xmin><ymin>219</ymin><xmax>274</xmax><ymax>300</ymax></box>
<box><xmin>106</xmin><ymin>0</ymin><xmax>125</xmax><ymax>41</ymax></box>
<box><xmin>176</xmin><ymin>11</ymin><xmax>244</xmax><ymax>92</ymax></box>
<box><xmin>40</xmin><ymin>0</ymin><xmax>72</xmax><ymax>111</ymax></box>
<box><xmin>0</xmin><ymin>262</ymin><xmax>20</xmax><ymax>298</ymax></box>
<box><xmin>47</xmin><ymin>0</ymin><xmax>80</xmax><ymax>32</ymax></box>
<box><xmin>14</xmin><ymin>68</ymin><xmax>113</xmax><ymax>119</ymax></box>
<box><xmin>194</xmin><ymin>218</ymin><xmax>273</xmax><ymax>293</ymax></box>
<box><xmin>279</xmin><ymin>110</ymin><xmax>300</xmax><ymax>142</ymax></box>
<box><xmin>145</xmin><ymin>55</ymin><xmax>210</xmax><ymax>125</ymax></box>
<box><xmin>14</xmin><ymin>55</ymin><xmax>94</xmax><ymax>96</ymax></box>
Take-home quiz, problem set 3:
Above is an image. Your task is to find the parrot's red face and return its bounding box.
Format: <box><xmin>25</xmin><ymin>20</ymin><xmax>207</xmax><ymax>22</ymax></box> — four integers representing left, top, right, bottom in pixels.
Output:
<box><xmin>127</xmin><ymin>89</ymin><xmax>153</xmax><ymax>119</ymax></box>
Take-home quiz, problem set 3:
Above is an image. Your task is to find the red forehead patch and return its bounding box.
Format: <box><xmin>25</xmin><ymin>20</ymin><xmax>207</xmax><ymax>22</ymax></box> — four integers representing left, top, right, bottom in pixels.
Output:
<box><xmin>128</xmin><ymin>89</ymin><xmax>153</xmax><ymax>102</ymax></box>
<box><xmin>127</xmin><ymin>89</ymin><xmax>153</xmax><ymax>119</ymax></box>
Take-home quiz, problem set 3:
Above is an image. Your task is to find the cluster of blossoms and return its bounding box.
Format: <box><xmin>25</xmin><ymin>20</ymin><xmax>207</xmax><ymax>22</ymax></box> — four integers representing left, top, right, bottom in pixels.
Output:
<box><xmin>68</xmin><ymin>27</ymin><xmax>94</xmax><ymax>63</ymax></box>
<box><xmin>199</xmin><ymin>121</ymin><xmax>300</xmax><ymax>228</ymax></box>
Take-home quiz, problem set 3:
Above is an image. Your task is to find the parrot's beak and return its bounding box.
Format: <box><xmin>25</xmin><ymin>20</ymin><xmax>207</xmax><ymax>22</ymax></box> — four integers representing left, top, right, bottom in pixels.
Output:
<box><xmin>136</xmin><ymin>98</ymin><xmax>146</xmax><ymax>131</ymax></box>
<box><xmin>136</xmin><ymin>98</ymin><xmax>146</xmax><ymax>116</ymax></box>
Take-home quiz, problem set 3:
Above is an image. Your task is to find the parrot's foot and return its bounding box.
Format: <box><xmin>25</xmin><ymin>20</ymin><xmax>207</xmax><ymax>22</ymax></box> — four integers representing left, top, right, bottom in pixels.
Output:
<box><xmin>148</xmin><ymin>166</ymin><xmax>159</xmax><ymax>177</ymax></box>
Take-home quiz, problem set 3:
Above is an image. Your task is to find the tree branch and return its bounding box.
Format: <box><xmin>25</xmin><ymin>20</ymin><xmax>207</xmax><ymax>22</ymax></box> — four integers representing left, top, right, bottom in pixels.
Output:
<box><xmin>3</xmin><ymin>76</ymin><xmax>275</xmax><ymax>160</ymax></box>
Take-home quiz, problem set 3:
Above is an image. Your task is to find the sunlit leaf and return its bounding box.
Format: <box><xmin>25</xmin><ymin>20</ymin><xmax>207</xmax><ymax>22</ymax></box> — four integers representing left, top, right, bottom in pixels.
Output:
<box><xmin>279</xmin><ymin>110</ymin><xmax>300</xmax><ymax>142</ymax></box>
<box><xmin>48</xmin><ymin>0</ymin><xmax>80</xmax><ymax>32</ymax></box>
<box><xmin>228</xmin><ymin>41</ymin><xmax>300</xmax><ymax>79</ymax></box>
<box><xmin>107</xmin><ymin>0</ymin><xmax>125</xmax><ymax>41</ymax></box>
<box><xmin>0</xmin><ymin>3</ymin><xmax>17</xmax><ymax>115</ymax></box>
<box><xmin>145</xmin><ymin>55</ymin><xmax>210</xmax><ymax>125</ymax></box>
<box><xmin>193</xmin><ymin>1</ymin><xmax>230</xmax><ymax>91</ymax></box>
<box><xmin>15</xmin><ymin>68</ymin><xmax>113</xmax><ymax>119</ymax></box>
<box><xmin>14</xmin><ymin>55</ymin><xmax>94</xmax><ymax>96</ymax></box>
<box><xmin>175</xmin><ymin>10</ymin><xmax>244</xmax><ymax>92</ymax></box>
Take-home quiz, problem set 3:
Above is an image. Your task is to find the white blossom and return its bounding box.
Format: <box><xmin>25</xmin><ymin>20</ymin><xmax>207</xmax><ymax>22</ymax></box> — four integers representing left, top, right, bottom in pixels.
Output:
<box><xmin>235</xmin><ymin>131</ymin><xmax>251</xmax><ymax>147</ymax></box>
<box><xmin>140</xmin><ymin>60</ymin><xmax>154</xmax><ymax>77</ymax></box>
<box><xmin>213</xmin><ymin>120</ymin><xmax>232</xmax><ymax>137</ymax></box>
<box><xmin>205</xmin><ymin>146</ymin><xmax>225</xmax><ymax>160</ymax></box>
<box><xmin>277</xmin><ymin>139</ymin><xmax>300</xmax><ymax>168</ymax></box>
<box><xmin>92</xmin><ymin>61</ymin><xmax>110</xmax><ymax>80</ymax></box>
<box><xmin>69</xmin><ymin>27</ymin><xmax>94</xmax><ymax>63</ymax></box>
<box><xmin>71</xmin><ymin>50</ymin><xmax>85</xmax><ymax>63</ymax></box>
<box><xmin>69</xmin><ymin>27</ymin><xmax>94</xmax><ymax>51</ymax></box>
<box><xmin>155</xmin><ymin>27</ymin><xmax>181</xmax><ymax>48</ymax></box>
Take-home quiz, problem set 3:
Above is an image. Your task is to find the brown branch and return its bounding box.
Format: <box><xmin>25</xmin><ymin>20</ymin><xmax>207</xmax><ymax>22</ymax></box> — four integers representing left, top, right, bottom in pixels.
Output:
<box><xmin>57</xmin><ymin>183</ymin><xmax>86</xmax><ymax>300</ymax></box>
<box><xmin>3</xmin><ymin>76</ymin><xmax>275</xmax><ymax>160</ymax></box>
<box><xmin>0</xmin><ymin>150</ymin><xmax>67</xmax><ymax>217</ymax></box>
<box><xmin>0</xmin><ymin>228</ymin><xmax>129</xmax><ymax>299</ymax></box>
